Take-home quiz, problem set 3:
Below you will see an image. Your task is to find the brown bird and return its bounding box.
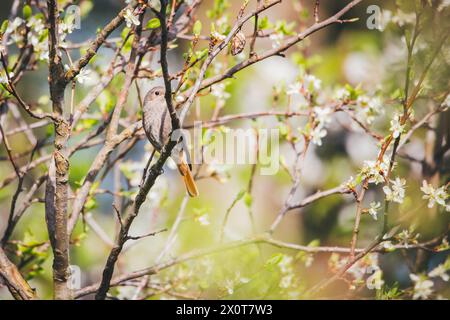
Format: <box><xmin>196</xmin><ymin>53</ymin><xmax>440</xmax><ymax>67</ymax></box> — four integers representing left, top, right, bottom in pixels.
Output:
<box><xmin>142</xmin><ymin>86</ymin><xmax>199</xmax><ymax>197</ymax></box>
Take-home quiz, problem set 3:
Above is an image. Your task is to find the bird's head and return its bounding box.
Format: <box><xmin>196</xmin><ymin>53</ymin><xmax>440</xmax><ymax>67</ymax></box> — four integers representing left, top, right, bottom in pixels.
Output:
<box><xmin>144</xmin><ymin>86</ymin><xmax>165</xmax><ymax>104</ymax></box>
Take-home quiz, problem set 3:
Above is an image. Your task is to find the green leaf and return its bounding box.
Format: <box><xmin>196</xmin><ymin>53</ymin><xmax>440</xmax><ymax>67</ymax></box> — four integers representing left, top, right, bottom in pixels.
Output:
<box><xmin>38</xmin><ymin>29</ymin><xmax>48</xmax><ymax>42</ymax></box>
<box><xmin>193</xmin><ymin>20</ymin><xmax>202</xmax><ymax>36</ymax></box>
<box><xmin>307</xmin><ymin>239</ymin><xmax>320</xmax><ymax>247</ymax></box>
<box><xmin>390</xmin><ymin>88</ymin><xmax>402</xmax><ymax>100</ymax></box>
<box><xmin>85</xmin><ymin>197</ymin><xmax>97</xmax><ymax>211</ymax></box>
<box><xmin>258</xmin><ymin>16</ymin><xmax>272</xmax><ymax>30</ymax></box>
<box><xmin>244</xmin><ymin>192</ymin><xmax>252</xmax><ymax>208</ymax></box>
<box><xmin>23</xmin><ymin>5</ymin><xmax>32</xmax><ymax>20</ymax></box>
<box><xmin>206</xmin><ymin>0</ymin><xmax>230</xmax><ymax>19</ymax></box>
<box><xmin>124</xmin><ymin>34</ymin><xmax>134</xmax><ymax>51</ymax></box>
<box><xmin>194</xmin><ymin>48</ymin><xmax>208</xmax><ymax>60</ymax></box>
<box><xmin>146</xmin><ymin>18</ymin><xmax>161</xmax><ymax>29</ymax></box>
<box><xmin>355</xmin><ymin>174</ymin><xmax>363</xmax><ymax>185</ymax></box>
<box><xmin>236</xmin><ymin>189</ymin><xmax>246</xmax><ymax>201</ymax></box>
<box><xmin>0</xmin><ymin>20</ymin><xmax>8</xmax><ymax>34</ymax></box>
<box><xmin>121</xmin><ymin>27</ymin><xmax>130</xmax><ymax>40</ymax></box>
<box><xmin>265</xmin><ymin>253</ymin><xmax>284</xmax><ymax>268</ymax></box>
<box><xmin>275</xmin><ymin>20</ymin><xmax>296</xmax><ymax>35</ymax></box>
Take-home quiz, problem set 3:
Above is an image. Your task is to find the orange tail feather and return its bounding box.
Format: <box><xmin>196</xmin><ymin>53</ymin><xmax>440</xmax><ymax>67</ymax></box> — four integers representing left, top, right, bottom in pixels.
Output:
<box><xmin>177</xmin><ymin>161</ymin><xmax>199</xmax><ymax>197</ymax></box>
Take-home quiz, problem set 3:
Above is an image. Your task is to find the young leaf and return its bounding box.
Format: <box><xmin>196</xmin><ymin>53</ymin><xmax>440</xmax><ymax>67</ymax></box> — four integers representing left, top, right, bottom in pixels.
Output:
<box><xmin>0</xmin><ymin>20</ymin><xmax>9</xmax><ymax>34</ymax></box>
<box><xmin>23</xmin><ymin>5</ymin><xmax>32</xmax><ymax>20</ymax></box>
<box><xmin>146</xmin><ymin>18</ymin><xmax>160</xmax><ymax>29</ymax></box>
<box><xmin>193</xmin><ymin>20</ymin><xmax>202</xmax><ymax>36</ymax></box>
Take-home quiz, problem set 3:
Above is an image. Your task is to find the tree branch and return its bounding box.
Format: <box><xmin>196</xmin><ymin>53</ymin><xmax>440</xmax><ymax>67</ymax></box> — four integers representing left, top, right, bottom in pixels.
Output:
<box><xmin>0</xmin><ymin>247</ymin><xmax>35</xmax><ymax>300</ymax></box>
<box><xmin>45</xmin><ymin>0</ymin><xmax>72</xmax><ymax>300</ymax></box>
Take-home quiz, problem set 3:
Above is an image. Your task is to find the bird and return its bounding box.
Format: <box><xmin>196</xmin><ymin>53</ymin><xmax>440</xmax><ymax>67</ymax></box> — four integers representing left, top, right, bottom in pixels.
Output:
<box><xmin>142</xmin><ymin>86</ymin><xmax>199</xmax><ymax>197</ymax></box>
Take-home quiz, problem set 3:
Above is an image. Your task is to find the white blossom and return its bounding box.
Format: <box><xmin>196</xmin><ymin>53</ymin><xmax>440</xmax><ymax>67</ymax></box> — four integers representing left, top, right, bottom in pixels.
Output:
<box><xmin>6</xmin><ymin>17</ymin><xmax>24</xmax><ymax>34</ymax></box>
<box><xmin>278</xmin><ymin>255</ymin><xmax>293</xmax><ymax>274</ymax></box>
<box><xmin>6</xmin><ymin>17</ymin><xmax>25</xmax><ymax>45</ymax></box>
<box><xmin>211</xmin><ymin>31</ymin><xmax>226</xmax><ymax>42</ymax></box>
<box><xmin>124</xmin><ymin>9</ymin><xmax>140</xmax><ymax>28</ymax></box>
<box><xmin>366</xmin><ymin>254</ymin><xmax>381</xmax><ymax>273</ymax></box>
<box><xmin>368</xmin><ymin>202</ymin><xmax>381</xmax><ymax>220</ymax></box>
<box><xmin>279</xmin><ymin>274</ymin><xmax>294</xmax><ymax>289</ymax></box>
<box><xmin>366</xmin><ymin>269</ymin><xmax>384</xmax><ymax>290</ymax></box>
<box><xmin>206</xmin><ymin>160</ymin><xmax>231</xmax><ymax>183</ymax></box>
<box><xmin>368</xmin><ymin>97</ymin><xmax>383</xmax><ymax>113</ymax></box>
<box><xmin>382</xmin><ymin>241</ymin><xmax>395</xmax><ymax>251</ymax></box>
<box><xmin>347</xmin><ymin>263</ymin><xmax>365</xmax><ymax>282</ymax></box>
<box><xmin>59</xmin><ymin>21</ymin><xmax>76</xmax><ymax>35</ymax></box>
<box><xmin>383</xmin><ymin>177</ymin><xmax>406</xmax><ymax>204</ymax></box>
<box><xmin>211</xmin><ymin>83</ymin><xmax>230</xmax><ymax>101</ymax></box>
<box><xmin>345</xmin><ymin>253</ymin><xmax>382</xmax><ymax>288</ymax></box>
<box><xmin>269</xmin><ymin>33</ymin><xmax>284</xmax><ymax>49</ymax></box>
<box><xmin>362</xmin><ymin>160</ymin><xmax>384</xmax><ymax>184</ymax></box>
<box><xmin>389</xmin><ymin>113</ymin><xmax>405</xmax><ymax>138</ymax></box>
<box><xmin>287</xmin><ymin>74</ymin><xmax>322</xmax><ymax>98</ymax></box>
<box><xmin>0</xmin><ymin>72</ymin><xmax>13</xmax><ymax>84</ymax></box>
<box><xmin>356</xmin><ymin>96</ymin><xmax>384</xmax><ymax>125</ymax></box>
<box><xmin>8</xmin><ymin>32</ymin><xmax>24</xmax><ymax>45</ymax></box>
<box><xmin>197</xmin><ymin>213</ymin><xmax>210</xmax><ymax>226</ymax></box>
<box><xmin>286</xmin><ymin>82</ymin><xmax>301</xmax><ymax>96</ymax></box>
<box><xmin>76</xmin><ymin>68</ymin><xmax>92</xmax><ymax>84</ymax></box>
<box><xmin>397</xmin><ymin>229</ymin><xmax>419</xmax><ymax>248</ymax></box>
<box><xmin>345</xmin><ymin>176</ymin><xmax>357</xmax><ymax>189</ymax></box>
<box><xmin>224</xmin><ymin>279</ymin><xmax>234</xmax><ymax>295</ymax></box>
<box><xmin>361</xmin><ymin>155</ymin><xmax>391</xmax><ymax>185</ymax></box>
<box><xmin>303</xmin><ymin>74</ymin><xmax>322</xmax><ymax>93</ymax></box>
<box><xmin>27</xmin><ymin>16</ymin><xmax>45</xmax><ymax>34</ymax></box>
<box><xmin>33</xmin><ymin>39</ymin><xmax>49</xmax><ymax>62</ymax></box>
<box><xmin>310</xmin><ymin>126</ymin><xmax>327</xmax><ymax>146</ymax></box>
<box><xmin>410</xmin><ymin>274</ymin><xmax>434</xmax><ymax>300</ymax></box>
<box><xmin>420</xmin><ymin>180</ymin><xmax>448</xmax><ymax>210</ymax></box>
<box><xmin>28</xmin><ymin>32</ymin><xmax>41</xmax><ymax>47</ymax></box>
<box><xmin>308</xmin><ymin>106</ymin><xmax>333</xmax><ymax>146</ymax></box>
<box><xmin>313</xmin><ymin>106</ymin><xmax>333</xmax><ymax>125</ymax></box>
<box><xmin>428</xmin><ymin>264</ymin><xmax>449</xmax><ymax>282</ymax></box>
<box><xmin>14</xmin><ymin>16</ymin><xmax>50</xmax><ymax>60</ymax></box>
<box><xmin>334</xmin><ymin>87</ymin><xmax>350</xmax><ymax>101</ymax></box>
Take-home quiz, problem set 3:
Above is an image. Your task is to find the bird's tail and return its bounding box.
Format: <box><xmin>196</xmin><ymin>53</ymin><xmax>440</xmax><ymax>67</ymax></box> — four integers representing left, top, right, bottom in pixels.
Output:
<box><xmin>177</xmin><ymin>159</ymin><xmax>199</xmax><ymax>197</ymax></box>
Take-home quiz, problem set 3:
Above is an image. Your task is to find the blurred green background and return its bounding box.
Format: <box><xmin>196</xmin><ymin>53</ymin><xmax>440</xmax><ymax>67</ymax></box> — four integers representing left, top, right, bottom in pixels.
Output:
<box><xmin>0</xmin><ymin>0</ymin><xmax>449</xmax><ymax>299</ymax></box>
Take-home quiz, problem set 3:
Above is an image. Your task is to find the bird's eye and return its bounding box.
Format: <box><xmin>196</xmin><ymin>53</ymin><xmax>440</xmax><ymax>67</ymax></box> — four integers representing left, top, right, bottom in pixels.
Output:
<box><xmin>155</xmin><ymin>91</ymin><xmax>160</xmax><ymax>96</ymax></box>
